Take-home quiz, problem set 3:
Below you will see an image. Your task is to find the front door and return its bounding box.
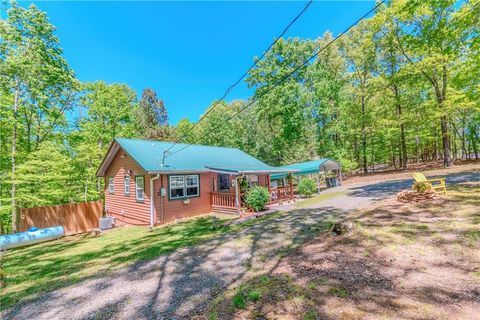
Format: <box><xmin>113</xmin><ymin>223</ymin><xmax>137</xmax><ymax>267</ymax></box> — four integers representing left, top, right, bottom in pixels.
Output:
<box><xmin>218</xmin><ymin>174</ymin><xmax>230</xmax><ymax>192</ymax></box>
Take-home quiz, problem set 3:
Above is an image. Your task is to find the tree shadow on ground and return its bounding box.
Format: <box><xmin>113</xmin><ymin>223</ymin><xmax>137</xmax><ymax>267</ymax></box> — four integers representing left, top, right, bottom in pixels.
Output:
<box><xmin>270</xmin><ymin>192</ymin><xmax>480</xmax><ymax>319</ymax></box>
<box><xmin>2</xmin><ymin>206</ymin><xmax>351</xmax><ymax>319</ymax></box>
<box><xmin>347</xmin><ymin>171</ymin><xmax>480</xmax><ymax>201</ymax></box>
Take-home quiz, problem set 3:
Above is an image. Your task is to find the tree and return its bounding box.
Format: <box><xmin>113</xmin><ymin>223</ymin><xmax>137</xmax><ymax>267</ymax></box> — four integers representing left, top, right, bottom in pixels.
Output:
<box><xmin>15</xmin><ymin>142</ymin><xmax>77</xmax><ymax>209</ymax></box>
<box><xmin>136</xmin><ymin>88</ymin><xmax>170</xmax><ymax>139</ymax></box>
<box><xmin>0</xmin><ymin>2</ymin><xmax>76</xmax><ymax>231</ymax></box>
<box><xmin>389</xmin><ymin>0</ymin><xmax>474</xmax><ymax>166</ymax></box>
<box><xmin>72</xmin><ymin>81</ymin><xmax>139</xmax><ymax>199</ymax></box>
<box><xmin>340</xmin><ymin>21</ymin><xmax>378</xmax><ymax>173</ymax></box>
<box><xmin>246</xmin><ymin>38</ymin><xmax>317</xmax><ymax>165</ymax></box>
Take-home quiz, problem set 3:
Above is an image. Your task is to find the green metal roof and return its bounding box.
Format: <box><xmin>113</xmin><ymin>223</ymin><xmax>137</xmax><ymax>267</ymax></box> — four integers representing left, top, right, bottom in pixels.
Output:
<box><xmin>270</xmin><ymin>159</ymin><xmax>340</xmax><ymax>179</ymax></box>
<box><xmin>98</xmin><ymin>138</ymin><xmax>297</xmax><ymax>175</ymax></box>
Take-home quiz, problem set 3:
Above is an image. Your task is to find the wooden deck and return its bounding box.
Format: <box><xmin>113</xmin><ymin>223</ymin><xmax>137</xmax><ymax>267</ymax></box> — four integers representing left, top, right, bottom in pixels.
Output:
<box><xmin>210</xmin><ymin>186</ymin><xmax>294</xmax><ymax>214</ymax></box>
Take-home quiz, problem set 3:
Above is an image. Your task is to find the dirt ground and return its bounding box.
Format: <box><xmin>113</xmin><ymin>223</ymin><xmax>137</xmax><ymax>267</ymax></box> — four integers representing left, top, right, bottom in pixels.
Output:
<box><xmin>206</xmin><ymin>185</ymin><xmax>480</xmax><ymax>320</ymax></box>
<box><xmin>343</xmin><ymin>160</ymin><xmax>480</xmax><ymax>187</ymax></box>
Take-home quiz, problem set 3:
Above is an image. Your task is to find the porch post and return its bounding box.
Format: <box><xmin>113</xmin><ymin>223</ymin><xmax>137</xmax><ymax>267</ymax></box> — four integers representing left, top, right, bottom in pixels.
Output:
<box><xmin>235</xmin><ymin>176</ymin><xmax>241</xmax><ymax>215</ymax></box>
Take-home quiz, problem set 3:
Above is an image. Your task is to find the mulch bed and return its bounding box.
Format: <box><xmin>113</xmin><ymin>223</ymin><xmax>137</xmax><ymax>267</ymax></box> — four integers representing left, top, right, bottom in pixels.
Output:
<box><xmin>396</xmin><ymin>190</ymin><xmax>438</xmax><ymax>202</ymax></box>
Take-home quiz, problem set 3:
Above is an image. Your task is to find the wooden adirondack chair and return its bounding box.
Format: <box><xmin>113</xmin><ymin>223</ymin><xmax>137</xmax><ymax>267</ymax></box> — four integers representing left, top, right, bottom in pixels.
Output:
<box><xmin>412</xmin><ymin>172</ymin><xmax>447</xmax><ymax>194</ymax></box>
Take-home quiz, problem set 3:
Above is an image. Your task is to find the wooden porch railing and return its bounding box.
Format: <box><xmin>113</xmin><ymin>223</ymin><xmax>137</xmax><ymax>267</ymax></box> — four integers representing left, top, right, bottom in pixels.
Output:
<box><xmin>268</xmin><ymin>186</ymin><xmax>294</xmax><ymax>204</ymax></box>
<box><xmin>210</xmin><ymin>185</ymin><xmax>294</xmax><ymax>213</ymax></box>
<box><xmin>210</xmin><ymin>192</ymin><xmax>237</xmax><ymax>208</ymax></box>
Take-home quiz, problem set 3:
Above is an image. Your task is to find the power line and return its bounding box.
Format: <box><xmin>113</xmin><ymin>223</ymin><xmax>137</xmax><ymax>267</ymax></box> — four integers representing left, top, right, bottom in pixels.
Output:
<box><xmin>163</xmin><ymin>0</ymin><xmax>314</xmax><ymax>154</ymax></box>
<box><xmin>166</xmin><ymin>0</ymin><xmax>386</xmax><ymax>159</ymax></box>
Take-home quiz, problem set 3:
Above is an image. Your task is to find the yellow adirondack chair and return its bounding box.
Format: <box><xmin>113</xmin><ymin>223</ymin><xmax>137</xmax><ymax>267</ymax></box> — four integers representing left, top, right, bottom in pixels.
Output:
<box><xmin>412</xmin><ymin>172</ymin><xmax>447</xmax><ymax>194</ymax></box>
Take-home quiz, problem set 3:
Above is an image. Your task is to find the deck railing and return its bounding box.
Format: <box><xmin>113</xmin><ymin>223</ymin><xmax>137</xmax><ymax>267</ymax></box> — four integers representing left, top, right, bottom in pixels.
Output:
<box><xmin>268</xmin><ymin>186</ymin><xmax>294</xmax><ymax>203</ymax></box>
<box><xmin>211</xmin><ymin>186</ymin><xmax>294</xmax><ymax>211</ymax></box>
<box><xmin>210</xmin><ymin>192</ymin><xmax>237</xmax><ymax>208</ymax></box>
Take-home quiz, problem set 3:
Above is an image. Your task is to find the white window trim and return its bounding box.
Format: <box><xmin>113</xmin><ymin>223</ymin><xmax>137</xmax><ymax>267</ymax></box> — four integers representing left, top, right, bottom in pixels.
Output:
<box><xmin>169</xmin><ymin>174</ymin><xmax>200</xmax><ymax>199</ymax></box>
<box><xmin>185</xmin><ymin>174</ymin><xmax>200</xmax><ymax>197</ymax></box>
<box><xmin>124</xmin><ymin>176</ymin><xmax>130</xmax><ymax>195</ymax></box>
<box><xmin>108</xmin><ymin>177</ymin><xmax>114</xmax><ymax>193</ymax></box>
<box><xmin>135</xmin><ymin>176</ymin><xmax>144</xmax><ymax>201</ymax></box>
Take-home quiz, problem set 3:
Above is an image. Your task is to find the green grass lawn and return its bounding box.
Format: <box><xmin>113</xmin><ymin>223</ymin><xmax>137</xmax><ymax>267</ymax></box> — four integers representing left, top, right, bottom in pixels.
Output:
<box><xmin>0</xmin><ymin>213</ymin><xmax>239</xmax><ymax>308</ymax></box>
<box><xmin>295</xmin><ymin>190</ymin><xmax>346</xmax><ymax>208</ymax></box>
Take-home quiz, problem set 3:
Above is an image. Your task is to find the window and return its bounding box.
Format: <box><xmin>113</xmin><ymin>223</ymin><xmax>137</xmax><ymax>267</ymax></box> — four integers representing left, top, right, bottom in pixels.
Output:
<box><xmin>108</xmin><ymin>177</ymin><xmax>114</xmax><ymax>193</ymax></box>
<box><xmin>124</xmin><ymin>176</ymin><xmax>130</xmax><ymax>195</ymax></box>
<box><xmin>169</xmin><ymin>175</ymin><xmax>200</xmax><ymax>199</ymax></box>
<box><xmin>135</xmin><ymin>176</ymin><xmax>144</xmax><ymax>201</ymax></box>
<box><xmin>218</xmin><ymin>174</ymin><xmax>230</xmax><ymax>192</ymax></box>
<box><xmin>186</xmin><ymin>175</ymin><xmax>199</xmax><ymax>196</ymax></box>
<box><xmin>245</xmin><ymin>174</ymin><xmax>258</xmax><ymax>188</ymax></box>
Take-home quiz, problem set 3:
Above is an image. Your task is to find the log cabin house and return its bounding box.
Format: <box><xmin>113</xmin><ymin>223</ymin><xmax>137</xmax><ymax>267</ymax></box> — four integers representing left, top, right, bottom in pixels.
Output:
<box><xmin>96</xmin><ymin>138</ymin><xmax>297</xmax><ymax>226</ymax></box>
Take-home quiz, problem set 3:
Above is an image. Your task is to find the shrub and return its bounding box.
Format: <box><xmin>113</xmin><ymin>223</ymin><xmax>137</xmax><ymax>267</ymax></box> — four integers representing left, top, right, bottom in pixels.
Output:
<box><xmin>413</xmin><ymin>181</ymin><xmax>431</xmax><ymax>193</ymax></box>
<box><xmin>298</xmin><ymin>178</ymin><xmax>317</xmax><ymax>197</ymax></box>
<box><xmin>244</xmin><ymin>186</ymin><xmax>270</xmax><ymax>212</ymax></box>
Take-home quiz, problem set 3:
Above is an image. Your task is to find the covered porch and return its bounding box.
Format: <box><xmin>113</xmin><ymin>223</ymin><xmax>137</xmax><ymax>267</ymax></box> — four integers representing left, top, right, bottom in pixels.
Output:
<box><xmin>207</xmin><ymin>166</ymin><xmax>297</xmax><ymax>215</ymax></box>
<box><xmin>270</xmin><ymin>159</ymin><xmax>342</xmax><ymax>193</ymax></box>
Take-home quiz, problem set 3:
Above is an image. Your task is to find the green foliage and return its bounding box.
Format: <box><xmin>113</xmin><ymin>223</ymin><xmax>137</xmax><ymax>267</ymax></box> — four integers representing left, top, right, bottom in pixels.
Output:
<box><xmin>232</xmin><ymin>286</ymin><xmax>261</xmax><ymax>309</ymax></box>
<box><xmin>1</xmin><ymin>0</ymin><xmax>479</xmax><ymax>235</ymax></box>
<box><xmin>413</xmin><ymin>182</ymin><xmax>431</xmax><ymax>193</ymax></box>
<box><xmin>15</xmin><ymin>142</ymin><xmax>78</xmax><ymax>208</ymax></box>
<box><xmin>136</xmin><ymin>88</ymin><xmax>170</xmax><ymax>139</ymax></box>
<box><xmin>244</xmin><ymin>186</ymin><xmax>270</xmax><ymax>212</ymax></box>
<box><xmin>247</xmin><ymin>289</ymin><xmax>261</xmax><ymax>301</ymax></box>
<box><xmin>232</xmin><ymin>292</ymin><xmax>246</xmax><ymax>309</ymax></box>
<box><xmin>298</xmin><ymin>178</ymin><xmax>317</xmax><ymax>197</ymax></box>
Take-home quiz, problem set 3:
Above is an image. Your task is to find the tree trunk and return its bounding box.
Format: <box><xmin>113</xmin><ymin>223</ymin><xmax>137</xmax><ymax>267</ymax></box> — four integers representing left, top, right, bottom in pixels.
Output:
<box><xmin>393</xmin><ymin>85</ymin><xmax>407</xmax><ymax>170</ymax></box>
<box><xmin>11</xmin><ymin>78</ymin><xmax>19</xmax><ymax>233</ymax></box>
<box><xmin>391</xmin><ymin>143</ymin><xmax>397</xmax><ymax>169</ymax></box>
<box><xmin>415</xmin><ymin>135</ymin><xmax>420</xmax><ymax>163</ymax></box>
<box><xmin>439</xmin><ymin>64</ymin><xmax>452</xmax><ymax>166</ymax></box>
<box><xmin>361</xmin><ymin>95</ymin><xmax>367</xmax><ymax>174</ymax></box>
<box><xmin>400</xmin><ymin>124</ymin><xmax>407</xmax><ymax>169</ymax></box>
<box><xmin>440</xmin><ymin>115</ymin><xmax>452</xmax><ymax>166</ymax></box>
<box><xmin>473</xmin><ymin>131</ymin><xmax>479</xmax><ymax>160</ymax></box>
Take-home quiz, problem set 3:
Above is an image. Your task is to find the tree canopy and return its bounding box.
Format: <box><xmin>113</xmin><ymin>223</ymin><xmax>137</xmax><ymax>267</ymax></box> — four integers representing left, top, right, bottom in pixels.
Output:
<box><xmin>0</xmin><ymin>0</ymin><xmax>479</xmax><ymax>233</ymax></box>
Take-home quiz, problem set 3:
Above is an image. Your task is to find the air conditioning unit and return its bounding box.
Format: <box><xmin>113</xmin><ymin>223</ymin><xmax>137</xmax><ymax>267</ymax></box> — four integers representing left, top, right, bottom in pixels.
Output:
<box><xmin>99</xmin><ymin>216</ymin><xmax>115</xmax><ymax>230</ymax></box>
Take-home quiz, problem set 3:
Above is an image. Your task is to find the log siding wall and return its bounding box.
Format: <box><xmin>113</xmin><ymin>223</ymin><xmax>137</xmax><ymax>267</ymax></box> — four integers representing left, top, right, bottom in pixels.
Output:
<box><xmin>104</xmin><ymin>148</ymin><xmax>272</xmax><ymax>226</ymax></box>
<box><xmin>104</xmin><ymin>150</ymin><xmax>151</xmax><ymax>225</ymax></box>
<box><xmin>154</xmin><ymin>173</ymin><xmax>215</xmax><ymax>224</ymax></box>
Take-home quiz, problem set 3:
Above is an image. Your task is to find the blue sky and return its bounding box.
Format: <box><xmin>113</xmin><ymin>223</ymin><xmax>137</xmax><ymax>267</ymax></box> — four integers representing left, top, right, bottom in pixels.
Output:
<box><xmin>21</xmin><ymin>1</ymin><xmax>374</xmax><ymax>124</ymax></box>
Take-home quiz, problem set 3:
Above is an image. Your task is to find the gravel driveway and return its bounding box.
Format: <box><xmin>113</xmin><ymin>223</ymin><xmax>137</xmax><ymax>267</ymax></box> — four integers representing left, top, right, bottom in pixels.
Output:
<box><xmin>3</xmin><ymin>170</ymin><xmax>478</xmax><ymax>320</ymax></box>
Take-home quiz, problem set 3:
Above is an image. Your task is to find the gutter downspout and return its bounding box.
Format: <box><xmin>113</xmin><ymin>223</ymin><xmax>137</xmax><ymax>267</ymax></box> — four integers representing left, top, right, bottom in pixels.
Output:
<box><xmin>150</xmin><ymin>174</ymin><xmax>160</xmax><ymax>229</ymax></box>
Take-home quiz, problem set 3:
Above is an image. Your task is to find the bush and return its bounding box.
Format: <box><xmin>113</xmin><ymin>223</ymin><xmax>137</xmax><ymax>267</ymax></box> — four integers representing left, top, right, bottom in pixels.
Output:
<box><xmin>298</xmin><ymin>178</ymin><xmax>317</xmax><ymax>197</ymax></box>
<box><xmin>244</xmin><ymin>186</ymin><xmax>270</xmax><ymax>212</ymax></box>
<box><xmin>413</xmin><ymin>181</ymin><xmax>431</xmax><ymax>193</ymax></box>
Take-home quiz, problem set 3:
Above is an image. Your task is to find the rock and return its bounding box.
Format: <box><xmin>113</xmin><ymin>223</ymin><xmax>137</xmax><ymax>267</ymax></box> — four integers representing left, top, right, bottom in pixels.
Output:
<box><xmin>332</xmin><ymin>221</ymin><xmax>356</xmax><ymax>235</ymax></box>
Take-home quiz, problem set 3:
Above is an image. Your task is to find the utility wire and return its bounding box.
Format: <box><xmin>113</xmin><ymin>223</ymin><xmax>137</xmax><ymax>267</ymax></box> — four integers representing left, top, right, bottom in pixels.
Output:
<box><xmin>163</xmin><ymin>0</ymin><xmax>314</xmax><ymax>154</ymax></box>
<box><xmin>166</xmin><ymin>0</ymin><xmax>386</xmax><ymax>159</ymax></box>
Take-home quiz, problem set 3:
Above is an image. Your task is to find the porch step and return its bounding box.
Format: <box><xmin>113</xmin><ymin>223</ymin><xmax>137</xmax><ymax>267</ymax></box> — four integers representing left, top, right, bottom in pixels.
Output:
<box><xmin>211</xmin><ymin>205</ymin><xmax>238</xmax><ymax>215</ymax></box>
